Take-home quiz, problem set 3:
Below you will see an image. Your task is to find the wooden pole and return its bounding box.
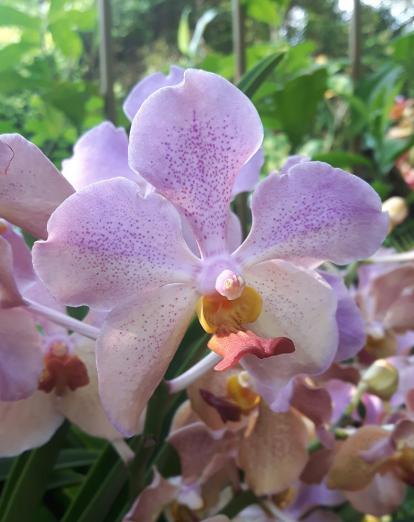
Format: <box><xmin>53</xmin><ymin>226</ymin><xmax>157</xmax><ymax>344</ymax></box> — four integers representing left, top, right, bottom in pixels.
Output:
<box><xmin>98</xmin><ymin>0</ymin><xmax>116</xmax><ymax>123</ymax></box>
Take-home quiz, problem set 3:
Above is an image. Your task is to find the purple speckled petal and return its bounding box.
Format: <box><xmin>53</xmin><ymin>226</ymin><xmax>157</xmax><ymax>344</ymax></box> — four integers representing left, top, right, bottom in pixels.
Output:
<box><xmin>235</xmin><ymin>161</ymin><xmax>388</xmax><ymax>268</ymax></box>
<box><xmin>0</xmin><ymin>307</ymin><xmax>43</xmax><ymax>401</ymax></box>
<box><xmin>33</xmin><ymin>178</ymin><xmax>199</xmax><ymax>310</ymax></box>
<box><xmin>0</xmin><ymin>392</ymin><xmax>63</xmax><ymax>457</ymax></box>
<box><xmin>241</xmin><ymin>260</ymin><xmax>338</xmax><ymax>411</ymax></box>
<box><xmin>62</xmin><ymin>122</ymin><xmax>147</xmax><ymax>191</ymax></box>
<box><xmin>320</xmin><ymin>271</ymin><xmax>366</xmax><ymax>362</ymax></box>
<box><xmin>129</xmin><ymin>69</ymin><xmax>263</xmax><ymax>257</ymax></box>
<box><xmin>279</xmin><ymin>154</ymin><xmax>310</xmax><ymax>175</ymax></box>
<box><xmin>232</xmin><ymin>148</ymin><xmax>264</xmax><ymax>196</ymax></box>
<box><xmin>97</xmin><ymin>284</ymin><xmax>198</xmax><ymax>435</ymax></box>
<box><xmin>0</xmin><ymin>134</ymin><xmax>74</xmax><ymax>238</ymax></box>
<box><xmin>123</xmin><ymin>65</ymin><xmax>185</xmax><ymax>121</ymax></box>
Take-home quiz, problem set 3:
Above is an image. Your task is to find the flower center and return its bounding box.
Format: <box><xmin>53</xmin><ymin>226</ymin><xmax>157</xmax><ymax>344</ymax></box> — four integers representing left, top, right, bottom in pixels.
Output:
<box><xmin>196</xmin><ymin>286</ymin><xmax>262</xmax><ymax>334</ymax></box>
<box><xmin>38</xmin><ymin>339</ymin><xmax>89</xmax><ymax>396</ymax></box>
<box><xmin>215</xmin><ymin>269</ymin><xmax>245</xmax><ymax>300</ymax></box>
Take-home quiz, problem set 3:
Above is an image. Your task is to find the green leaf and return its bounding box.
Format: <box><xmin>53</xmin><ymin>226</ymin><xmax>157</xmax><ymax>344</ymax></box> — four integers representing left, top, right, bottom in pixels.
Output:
<box><xmin>0</xmin><ymin>6</ymin><xmax>41</xmax><ymax>30</ymax></box>
<box><xmin>177</xmin><ymin>7</ymin><xmax>191</xmax><ymax>56</ymax></box>
<box><xmin>246</xmin><ymin>0</ymin><xmax>288</xmax><ymax>26</ymax></box>
<box><xmin>0</xmin><ymin>42</ymin><xmax>33</xmax><ymax>72</ymax></box>
<box><xmin>273</xmin><ymin>67</ymin><xmax>327</xmax><ymax>148</ymax></box>
<box><xmin>237</xmin><ymin>52</ymin><xmax>285</xmax><ymax>99</ymax></box>
<box><xmin>0</xmin><ymin>422</ymin><xmax>69</xmax><ymax>522</ymax></box>
<box><xmin>188</xmin><ymin>8</ymin><xmax>218</xmax><ymax>57</ymax></box>
<box><xmin>312</xmin><ymin>151</ymin><xmax>372</xmax><ymax>169</ymax></box>
<box><xmin>49</xmin><ymin>21</ymin><xmax>83</xmax><ymax>59</ymax></box>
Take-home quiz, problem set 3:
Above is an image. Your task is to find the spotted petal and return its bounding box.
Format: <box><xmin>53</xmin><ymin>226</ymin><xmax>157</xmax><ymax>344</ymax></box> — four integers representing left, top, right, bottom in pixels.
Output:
<box><xmin>241</xmin><ymin>260</ymin><xmax>338</xmax><ymax>411</ymax></box>
<box><xmin>97</xmin><ymin>284</ymin><xmax>198</xmax><ymax>435</ymax></box>
<box><xmin>0</xmin><ymin>134</ymin><xmax>74</xmax><ymax>238</ymax></box>
<box><xmin>235</xmin><ymin>161</ymin><xmax>388</xmax><ymax>268</ymax></box>
<box><xmin>33</xmin><ymin>178</ymin><xmax>199</xmax><ymax>310</ymax></box>
<box><xmin>0</xmin><ymin>235</ymin><xmax>23</xmax><ymax>308</ymax></box>
<box><xmin>129</xmin><ymin>69</ymin><xmax>263</xmax><ymax>257</ymax></box>
<box><xmin>0</xmin><ymin>307</ymin><xmax>43</xmax><ymax>401</ymax></box>
<box><xmin>62</xmin><ymin>122</ymin><xmax>146</xmax><ymax>191</ymax></box>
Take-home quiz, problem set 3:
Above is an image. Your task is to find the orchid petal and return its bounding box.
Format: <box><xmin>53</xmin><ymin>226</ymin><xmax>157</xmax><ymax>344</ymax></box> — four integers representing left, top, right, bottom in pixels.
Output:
<box><xmin>57</xmin><ymin>337</ymin><xmax>126</xmax><ymax>440</ymax></box>
<box><xmin>0</xmin><ymin>235</ymin><xmax>23</xmax><ymax>308</ymax></box>
<box><xmin>62</xmin><ymin>122</ymin><xmax>146</xmax><ymax>191</ymax></box>
<box><xmin>0</xmin><ymin>134</ymin><xmax>74</xmax><ymax>238</ymax></box>
<box><xmin>129</xmin><ymin>69</ymin><xmax>263</xmax><ymax>256</ymax></box>
<box><xmin>0</xmin><ymin>392</ymin><xmax>63</xmax><ymax>457</ymax></box>
<box><xmin>239</xmin><ymin>404</ymin><xmax>308</xmax><ymax>495</ymax></box>
<box><xmin>97</xmin><ymin>284</ymin><xmax>198</xmax><ymax>436</ymax></box>
<box><xmin>33</xmin><ymin>178</ymin><xmax>199</xmax><ymax>309</ymax></box>
<box><xmin>123</xmin><ymin>65</ymin><xmax>185</xmax><ymax>121</ymax></box>
<box><xmin>0</xmin><ymin>307</ymin><xmax>43</xmax><ymax>401</ymax></box>
<box><xmin>241</xmin><ymin>260</ymin><xmax>338</xmax><ymax>410</ymax></box>
<box><xmin>235</xmin><ymin>161</ymin><xmax>388</xmax><ymax>268</ymax></box>
<box><xmin>320</xmin><ymin>271</ymin><xmax>366</xmax><ymax>361</ymax></box>
<box><xmin>232</xmin><ymin>148</ymin><xmax>264</xmax><ymax>196</ymax></box>
<box><xmin>1</xmin><ymin>223</ymin><xmax>36</xmax><ymax>292</ymax></box>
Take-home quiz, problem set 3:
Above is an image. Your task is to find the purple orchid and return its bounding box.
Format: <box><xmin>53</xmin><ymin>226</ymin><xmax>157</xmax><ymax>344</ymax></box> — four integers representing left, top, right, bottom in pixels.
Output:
<box><xmin>32</xmin><ymin>69</ymin><xmax>388</xmax><ymax>436</ymax></box>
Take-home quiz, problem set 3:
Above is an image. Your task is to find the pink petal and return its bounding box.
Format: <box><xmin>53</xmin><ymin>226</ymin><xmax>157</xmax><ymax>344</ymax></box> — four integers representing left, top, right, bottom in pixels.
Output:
<box><xmin>129</xmin><ymin>69</ymin><xmax>263</xmax><ymax>257</ymax></box>
<box><xmin>62</xmin><ymin>122</ymin><xmax>147</xmax><ymax>191</ymax></box>
<box><xmin>97</xmin><ymin>284</ymin><xmax>198</xmax><ymax>435</ymax></box>
<box><xmin>231</xmin><ymin>148</ymin><xmax>264</xmax><ymax>196</ymax></box>
<box><xmin>1</xmin><ymin>223</ymin><xmax>36</xmax><ymax>293</ymax></box>
<box><xmin>0</xmin><ymin>392</ymin><xmax>63</xmax><ymax>457</ymax></box>
<box><xmin>346</xmin><ymin>472</ymin><xmax>405</xmax><ymax>516</ymax></box>
<box><xmin>0</xmin><ymin>307</ymin><xmax>43</xmax><ymax>401</ymax></box>
<box><xmin>0</xmin><ymin>134</ymin><xmax>74</xmax><ymax>238</ymax></box>
<box><xmin>33</xmin><ymin>178</ymin><xmax>199</xmax><ymax>309</ymax></box>
<box><xmin>123</xmin><ymin>65</ymin><xmax>185</xmax><ymax>121</ymax></box>
<box><xmin>57</xmin><ymin>337</ymin><xmax>126</xmax><ymax>440</ymax></box>
<box><xmin>0</xmin><ymin>235</ymin><xmax>23</xmax><ymax>308</ymax></box>
<box><xmin>208</xmin><ymin>330</ymin><xmax>295</xmax><ymax>371</ymax></box>
<box><xmin>241</xmin><ymin>260</ymin><xmax>338</xmax><ymax>410</ymax></box>
<box><xmin>235</xmin><ymin>161</ymin><xmax>388</xmax><ymax>268</ymax></box>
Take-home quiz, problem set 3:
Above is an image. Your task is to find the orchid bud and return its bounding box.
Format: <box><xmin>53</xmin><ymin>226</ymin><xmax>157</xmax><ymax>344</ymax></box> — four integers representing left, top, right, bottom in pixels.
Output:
<box><xmin>382</xmin><ymin>196</ymin><xmax>408</xmax><ymax>230</ymax></box>
<box><xmin>362</xmin><ymin>359</ymin><xmax>399</xmax><ymax>400</ymax></box>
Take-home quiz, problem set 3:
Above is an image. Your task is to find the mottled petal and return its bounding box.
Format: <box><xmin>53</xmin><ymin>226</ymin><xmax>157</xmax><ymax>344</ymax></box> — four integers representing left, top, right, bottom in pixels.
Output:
<box><xmin>346</xmin><ymin>472</ymin><xmax>405</xmax><ymax>516</ymax></box>
<box><xmin>232</xmin><ymin>148</ymin><xmax>264</xmax><ymax>196</ymax></box>
<box><xmin>0</xmin><ymin>307</ymin><xmax>43</xmax><ymax>401</ymax></box>
<box><xmin>384</xmin><ymin>292</ymin><xmax>414</xmax><ymax>333</ymax></box>
<box><xmin>0</xmin><ymin>392</ymin><xmax>63</xmax><ymax>457</ymax></box>
<box><xmin>0</xmin><ymin>134</ymin><xmax>74</xmax><ymax>238</ymax></box>
<box><xmin>288</xmin><ymin>481</ymin><xmax>344</xmax><ymax>520</ymax></box>
<box><xmin>97</xmin><ymin>284</ymin><xmax>198</xmax><ymax>436</ymax></box>
<box><xmin>235</xmin><ymin>161</ymin><xmax>388</xmax><ymax>268</ymax></box>
<box><xmin>123</xmin><ymin>65</ymin><xmax>185</xmax><ymax>121</ymax></box>
<box><xmin>33</xmin><ymin>178</ymin><xmax>199</xmax><ymax>309</ymax></box>
<box><xmin>0</xmin><ymin>235</ymin><xmax>23</xmax><ymax>308</ymax></box>
<box><xmin>226</xmin><ymin>211</ymin><xmax>243</xmax><ymax>252</ymax></box>
<box><xmin>320</xmin><ymin>271</ymin><xmax>366</xmax><ymax>361</ymax></box>
<box><xmin>129</xmin><ymin>69</ymin><xmax>263</xmax><ymax>256</ymax></box>
<box><xmin>371</xmin><ymin>264</ymin><xmax>414</xmax><ymax>319</ymax></box>
<box><xmin>57</xmin><ymin>337</ymin><xmax>126</xmax><ymax>440</ymax></box>
<box><xmin>239</xmin><ymin>404</ymin><xmax>308</xmax><ymax>495</ymax></box>
<box><xmin>124</xmin><ymin>469</ymin><xmax>179</xmax><ymax>522</ymax></box>
<box><xmin>241</xmin><ymin>260</ymin><xmax>338</xmax><ymax>410</ymax></box>
<box><xmin>279</xmin><ymin>154</ymin><xmax>310</xmax><ymax>175</ymax></box>
<box><xmin>1</xmin><ymin>223</ymin><xmax>36</xmax><ymax>293</ymax></box>
<box><xmin>62</xmin><ymin>122</ymin><xmax>146</xmax><ymax>191</ymax></box>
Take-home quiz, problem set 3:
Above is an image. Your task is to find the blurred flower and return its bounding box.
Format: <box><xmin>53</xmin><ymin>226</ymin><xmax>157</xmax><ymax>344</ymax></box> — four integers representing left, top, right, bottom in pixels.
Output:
<box><xmin>382</xmin><ymin>196</ymin><xmax>409</xmax><ymax>230</ymax></box>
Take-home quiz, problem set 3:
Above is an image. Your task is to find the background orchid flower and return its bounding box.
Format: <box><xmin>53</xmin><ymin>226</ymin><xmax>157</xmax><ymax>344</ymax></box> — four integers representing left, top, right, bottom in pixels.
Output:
<box><xmin>33</xmin><ymin>68</ymin><xmax>388</xmax><ymax>436</ymax></box>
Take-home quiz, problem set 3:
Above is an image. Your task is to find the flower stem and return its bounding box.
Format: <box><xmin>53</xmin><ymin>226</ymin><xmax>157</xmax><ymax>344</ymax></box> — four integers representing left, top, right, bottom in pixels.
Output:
<box><xmin>165</xmin><ymin>351</ymin><xmax>221</xmax><ymax>393</ymax></box>
<box><xmin>23</xmin><ymin>298</ymin><xmax>99</xmax><ymax>340</ymax></box>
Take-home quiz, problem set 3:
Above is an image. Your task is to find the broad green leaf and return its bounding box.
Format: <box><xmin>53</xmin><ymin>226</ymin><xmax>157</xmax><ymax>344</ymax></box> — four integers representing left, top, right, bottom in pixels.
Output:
<box><xmin>0</xmin><ymin>42</ymin><xmax>33</xmax><ymax>72</ymax></box>
<box><xmin>312</xmin><ymin>151</ymin><xmax>372</xmax><ymax>169</ymax></box>
<box><xmin>237</xmin><ymin>52</ymin><xmax>285</xmax><ymax>99</ymax></box>
<box><xmin>246</xmin><ymin>0</ymin><xmax>288</xmax><ymax>26</ymax></box>
<box><xmin>273</xmin><ymin>67</ymin><xmax>327</xmax><ymax>148</ymax></box>
<box><xmin>177</xmin><ymin>7</ymin><xmax>191</xmax><ymax>56</ymax></box>
<box><xmin>49</xmin><ymin>21</ymin><xmax>83</xmax><ymax>59</ymax></box>
<box><xmin>0</xmin><ymin>6</ymin><xmax>41</xmax><ymax>30</ymax></box>
<box><xmin>390</xmin><ymin>32</ymin><xmax>414</xmax><ymax>65</ymax></box>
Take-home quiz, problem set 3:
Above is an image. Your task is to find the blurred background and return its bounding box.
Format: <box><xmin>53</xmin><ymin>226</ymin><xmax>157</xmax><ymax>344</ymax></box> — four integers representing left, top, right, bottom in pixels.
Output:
<box><xmin>1</xmin><ymin>0</ymin><xmax>414</xmax><ymax>233</ymax></box>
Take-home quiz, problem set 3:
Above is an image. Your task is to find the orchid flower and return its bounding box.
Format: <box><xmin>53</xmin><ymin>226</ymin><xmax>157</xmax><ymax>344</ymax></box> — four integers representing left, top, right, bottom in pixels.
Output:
<box><xmin>32</xmin><ymin>69</ymin><xmax>387</xmax><ymax>436</ymax></box>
